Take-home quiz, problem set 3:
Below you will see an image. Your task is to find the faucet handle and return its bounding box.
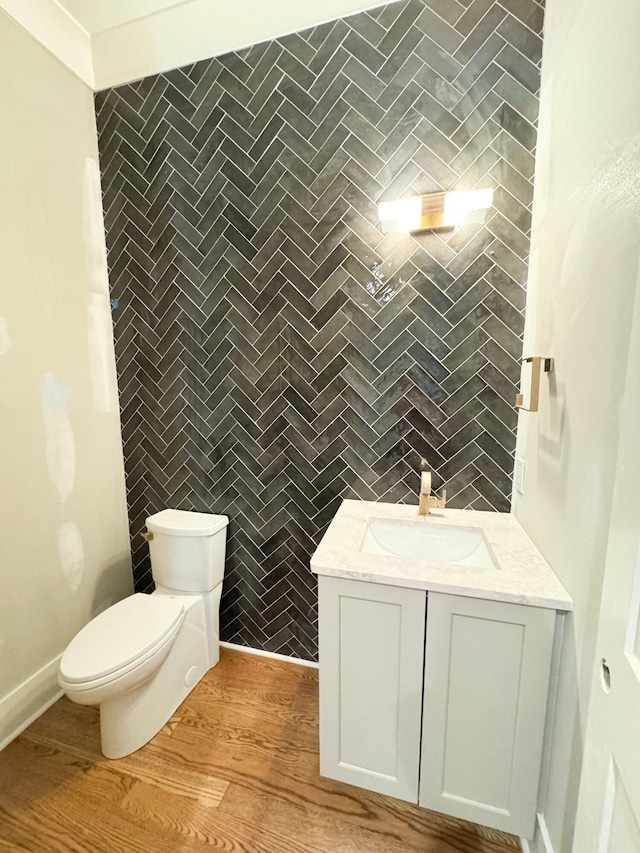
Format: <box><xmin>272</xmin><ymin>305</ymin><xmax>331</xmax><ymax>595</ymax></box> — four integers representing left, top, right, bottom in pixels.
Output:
<box><xmin>419</xmin><ymin>488</ymin><xmax>447</xmax><ymax>515</ymax></box>
<box><xmin>430</xmin><ymin>489</ymin><xmax>447</xmax><ymax>511</ymax></box>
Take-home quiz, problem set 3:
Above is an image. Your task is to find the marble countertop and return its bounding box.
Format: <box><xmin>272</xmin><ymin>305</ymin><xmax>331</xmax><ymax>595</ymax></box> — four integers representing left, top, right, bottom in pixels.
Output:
<box><xmin>310</xmin><ymin>500</ymin><xmax>573</xmax><ymax>611</ymax></box>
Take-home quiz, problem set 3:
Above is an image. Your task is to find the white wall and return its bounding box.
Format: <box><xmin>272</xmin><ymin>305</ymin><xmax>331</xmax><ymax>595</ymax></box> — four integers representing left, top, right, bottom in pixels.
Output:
<box><xmin>0</xmin><ymin>0</ymin><xmax>394</xmax><ymax>93</ymax></box>
<box><xmin>513</xmin><ymin>0</ymin><xmax>640</xmax><ymax>849</ymax></box>
<box><xmin>0</xmin><ymin>0</ymin><xmax>93</xmax><ymax>87</ymax></box>
<box><xmin>0</xmin><ymin>11</ymin><xmax>132</xmax><ymax>749</ymax></box>
<box><xmin>92</xmin><ymin>0</ymin><xmax>393</xmax><ymax>90</ymax></box>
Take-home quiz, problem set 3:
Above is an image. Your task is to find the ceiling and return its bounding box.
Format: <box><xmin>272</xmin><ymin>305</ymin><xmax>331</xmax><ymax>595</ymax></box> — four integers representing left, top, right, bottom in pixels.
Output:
<box><xmin>57</xmin><ymin>0</ymin><xmax>187</xmax><ymax>35</ymax></box>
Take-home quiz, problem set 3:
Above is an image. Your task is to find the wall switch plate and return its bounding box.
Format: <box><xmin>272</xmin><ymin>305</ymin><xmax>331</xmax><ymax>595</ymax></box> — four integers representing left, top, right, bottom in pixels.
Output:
<box><xmin>515</xmin><ymin>458</ymin><xmax>526</xmax><ymax>495</ymax></box>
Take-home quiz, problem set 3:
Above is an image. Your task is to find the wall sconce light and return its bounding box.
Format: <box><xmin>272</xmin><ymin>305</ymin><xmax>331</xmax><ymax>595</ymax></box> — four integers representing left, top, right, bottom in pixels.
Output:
<box><xmin>378</xmin><ymin>188</ymin><xmax>493</xmax><ymax>233</ymax></box>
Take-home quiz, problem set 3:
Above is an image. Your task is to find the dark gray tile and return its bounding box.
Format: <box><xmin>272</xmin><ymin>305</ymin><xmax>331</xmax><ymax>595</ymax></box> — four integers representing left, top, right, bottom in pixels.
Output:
<box><xmin>455</xmin><ymin>0</ymin><xmax>494</xmax><ymax>36</ymax></box>
<box><xmin>99</xmin><ymin>0</ymin><xmax>541</xmax><ymax>661</ymax></box>
<box><xmin>416</xmin><ymin>5</ymin><xmax>464</xmax><ymax>54</ymax></box>
<box><xmin>498</xmin><ymin>13</ymin><xmax>543</xmax><ymax>64</ymax></box>
<box><xmin>414</xmin><ymin>33</ymin><xmax>463</xmax><ymax>83</ymax></box>
<box><xmin>454</xmin><ymin>5</ymin><xmax>507</xmax><ymax>65</ymax></box>
<box><xmin>495</xmin><ymin>74</ymin><xmax>538</xmax><ymax>126</ymax></box>
<box><xmin>495</xmin><ymin>43</ymin><xmax>540</xmax><ymax>94</ymax></box>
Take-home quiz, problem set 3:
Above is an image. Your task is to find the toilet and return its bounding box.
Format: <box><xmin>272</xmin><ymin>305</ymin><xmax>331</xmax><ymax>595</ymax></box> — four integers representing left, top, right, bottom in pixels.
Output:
<box><xmin>59</xmin><ymin>509</ymin><xmax>228</xmax><ymax>759</ymax></box>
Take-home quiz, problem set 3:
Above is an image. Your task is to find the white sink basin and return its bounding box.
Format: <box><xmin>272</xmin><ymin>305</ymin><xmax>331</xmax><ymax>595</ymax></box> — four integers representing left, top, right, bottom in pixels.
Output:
<box><xmin>361</xmin><ymin>518</ymin><xmax>497</xmax><ymax>569</ymax></box>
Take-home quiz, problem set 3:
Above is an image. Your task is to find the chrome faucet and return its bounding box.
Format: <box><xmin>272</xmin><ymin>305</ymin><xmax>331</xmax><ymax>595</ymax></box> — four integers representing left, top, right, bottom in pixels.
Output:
<box><xmin>418</xmin><ymin>459</ymin><xmax>447</xmax><ymax>516</ymax></box>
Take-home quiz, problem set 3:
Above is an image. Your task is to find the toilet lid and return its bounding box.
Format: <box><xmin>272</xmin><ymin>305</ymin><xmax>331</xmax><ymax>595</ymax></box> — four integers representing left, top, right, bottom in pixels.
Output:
<box><xmin>60</xmin><ymin>594</ymin><xmax>184</xmax><ymax>684</ymax></box>
<box><xmin>146</xmin><ymin>509</ymin><xmax>228</xmax><ymax>536</ymax></box>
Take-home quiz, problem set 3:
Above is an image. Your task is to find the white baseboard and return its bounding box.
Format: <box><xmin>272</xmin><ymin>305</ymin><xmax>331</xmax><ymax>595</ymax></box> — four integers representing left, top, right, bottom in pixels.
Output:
<box><xmin>521</xmin><ymin>813</ymin><xmax>554</xmax><ymax>853</ymax></box>
<box><xmin>220</xmin><ymin>641</ymin><xmax>318</xmax><ymax>669</ymax></box>
<box><xmin>0</xmin><ymin>654</ymin><xmax>63</xmax><ymax>752</ymax></box>
<box><xmin>537</xmin><ymin>813</ymin><xmax>555</xmax><ymax>853</ymax></box>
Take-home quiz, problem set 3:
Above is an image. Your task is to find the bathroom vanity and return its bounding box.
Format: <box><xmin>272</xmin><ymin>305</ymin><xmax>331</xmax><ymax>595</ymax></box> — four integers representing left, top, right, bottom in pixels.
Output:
<box><xmin>310</xmin><ymin>500</ymin><xmax>572</xmax><ymax>839</ymax></box>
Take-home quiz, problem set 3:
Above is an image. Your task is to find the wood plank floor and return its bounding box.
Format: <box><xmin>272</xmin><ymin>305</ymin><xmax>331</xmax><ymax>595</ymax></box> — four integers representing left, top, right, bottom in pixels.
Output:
<box><xmin>0</xmin><ymin>648</ymin><xmax>522</xmax><ymax>852</ymax></box>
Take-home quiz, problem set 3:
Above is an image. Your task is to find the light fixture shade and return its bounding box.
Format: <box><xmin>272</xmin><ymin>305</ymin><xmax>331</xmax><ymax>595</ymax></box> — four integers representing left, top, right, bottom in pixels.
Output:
<box><xmin>378</xmin><ymin>188</ymin><xmax>493</xmax><ymax>232</ymax></box>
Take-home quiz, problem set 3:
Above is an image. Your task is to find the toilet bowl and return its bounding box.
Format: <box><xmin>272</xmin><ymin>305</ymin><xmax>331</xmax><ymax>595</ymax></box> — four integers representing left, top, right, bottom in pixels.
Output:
<box><xmin>59</xmin><ymin>593</ymin><xmax>185</xmax><ymax>706</ymax></box>
<box><xmin>59</xmin><ymin>509</ymin><xmax>228</xmax><ymax>759</ymax></box>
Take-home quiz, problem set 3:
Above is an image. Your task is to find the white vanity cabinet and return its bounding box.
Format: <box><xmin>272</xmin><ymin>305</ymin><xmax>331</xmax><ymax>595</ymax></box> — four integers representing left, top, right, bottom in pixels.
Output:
<box><xmin>318</xmin><ymin>576</ymin><xmax>426</xmax><ymax>801</ymax></box>
<box><xmin>419</xmin><ymin>591</ymin><xmax>556</xmax><ymax>838</ymax></box>
<box><xmin>318</xmin><ymin>575</ymin><xmax>558</xmax><ymax>839</ymax></box>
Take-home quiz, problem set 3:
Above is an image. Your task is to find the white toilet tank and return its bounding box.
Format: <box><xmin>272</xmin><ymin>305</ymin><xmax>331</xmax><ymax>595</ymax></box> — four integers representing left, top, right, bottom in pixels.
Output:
<box><xmin>145</xmin><ymin>509</ymin><xmax>229</xmax><ymax>592</ymax></box>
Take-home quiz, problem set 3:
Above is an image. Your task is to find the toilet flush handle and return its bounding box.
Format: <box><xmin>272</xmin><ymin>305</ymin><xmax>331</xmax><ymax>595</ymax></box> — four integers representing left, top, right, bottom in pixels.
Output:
<box><xmin>141</xmin><ymin>531</ymin><xmax>154</xmax><ymax>543</ymax></box>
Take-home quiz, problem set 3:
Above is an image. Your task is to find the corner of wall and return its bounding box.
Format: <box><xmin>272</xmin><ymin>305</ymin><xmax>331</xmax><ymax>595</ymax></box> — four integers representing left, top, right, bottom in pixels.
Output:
<box><xmin>0</xmin><ymin>0</ymin><xmax>94</xmax><ymax>87</ymax></box>
<box><xmin>0</xmin><ymin>656</ymin><xmax>63</xmax><ymax>752</ymax></box>
<box><xmin>91</xmin><ymin>0</ymin><xmax>389</xmax><ymax>89</ymax></box>
<box><xmin>522</xmin><ymin>813</ymin><xmax>556</xmax><ymax>853</ymax></box>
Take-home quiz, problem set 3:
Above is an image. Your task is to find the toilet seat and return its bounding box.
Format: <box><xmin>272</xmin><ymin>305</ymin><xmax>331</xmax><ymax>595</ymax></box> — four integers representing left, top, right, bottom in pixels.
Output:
<box><xmin>59</xmin><ymin>593</ymin><xmax>184</xmax><ymax>689</ymax></box>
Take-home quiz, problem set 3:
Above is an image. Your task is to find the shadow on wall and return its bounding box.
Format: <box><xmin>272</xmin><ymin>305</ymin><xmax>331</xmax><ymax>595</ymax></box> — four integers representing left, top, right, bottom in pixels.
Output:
<box><xmin>96</xmin><ymin>0</ymin><xmax>542</xmax><ymax>658</ymax></box>
<box><xmin>90</xmin><ymin>557</ymin><xmax>134</xmax><ymax>621</ymax></box>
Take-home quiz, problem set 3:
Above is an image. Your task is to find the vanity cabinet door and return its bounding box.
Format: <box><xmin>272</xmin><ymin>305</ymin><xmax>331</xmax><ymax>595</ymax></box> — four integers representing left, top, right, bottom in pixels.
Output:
<box><xmin>318</xmin><ymin>576</ymin><xmax>426</xmax><ymax>802</ymax></box>
<box><xmin>419</xmin><ymin>593</ymin><xmax>556</xmax><ymax>838</ymax></box>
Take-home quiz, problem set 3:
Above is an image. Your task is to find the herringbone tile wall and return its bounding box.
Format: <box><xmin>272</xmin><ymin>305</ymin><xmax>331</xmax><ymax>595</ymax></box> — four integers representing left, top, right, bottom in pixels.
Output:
<box><xmin>96</xmin><ymin>0</ymin><xmax>543</xmax><ymax>659</ymax></box>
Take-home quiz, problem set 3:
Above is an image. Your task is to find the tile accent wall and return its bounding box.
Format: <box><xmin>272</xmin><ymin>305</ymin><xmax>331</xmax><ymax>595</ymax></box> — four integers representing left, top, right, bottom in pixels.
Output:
<box><xmin>96</xmin><ymin>0</ymin><xmax>544</xmax><ymax>659</ymax></box>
